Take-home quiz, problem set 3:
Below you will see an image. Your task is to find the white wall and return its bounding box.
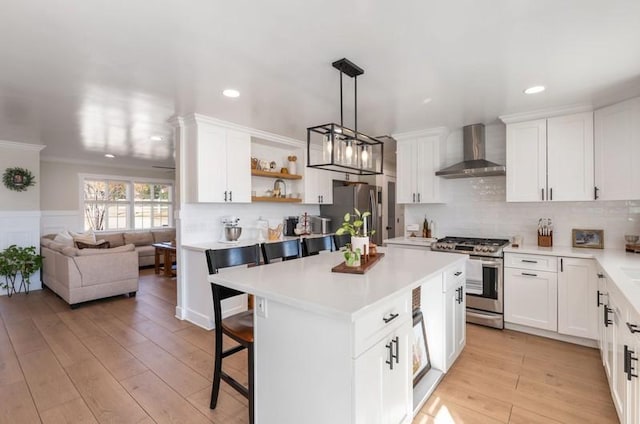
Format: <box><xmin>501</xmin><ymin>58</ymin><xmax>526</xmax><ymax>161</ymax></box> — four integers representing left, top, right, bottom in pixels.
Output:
<box><xmin>40</xmin><ymin>159</ymin><xmax>176</xmax><ymax>234</ymax></box>
<box><xmin>0</xmin><ymin>141</ymin><xmax>45</xmax><ymax>295</ymax></box>
<box><xmin>404</xmin><ymin>123</ymin><xmax>640</xmax><ymax>248</ymax></box>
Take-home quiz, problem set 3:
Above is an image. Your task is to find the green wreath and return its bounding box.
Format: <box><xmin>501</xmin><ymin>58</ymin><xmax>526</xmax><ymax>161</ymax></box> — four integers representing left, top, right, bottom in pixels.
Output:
<box><xmin>2</xmin><ymin>167</ymin><xmax>36</xmax><ymax>192</ymax></box>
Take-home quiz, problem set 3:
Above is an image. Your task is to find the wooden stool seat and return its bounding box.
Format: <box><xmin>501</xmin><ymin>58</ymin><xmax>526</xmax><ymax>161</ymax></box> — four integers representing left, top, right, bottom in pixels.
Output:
<box><xmin>222</xmin><ymin>310</ymin><xmax>254</xmax><ymax>343</ymax></box>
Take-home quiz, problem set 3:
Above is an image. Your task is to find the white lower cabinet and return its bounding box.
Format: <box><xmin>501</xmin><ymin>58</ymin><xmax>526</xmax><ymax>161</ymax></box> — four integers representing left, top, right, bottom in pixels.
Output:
<box><xmin>354</xmin><ymin>320</ymin><xmax>412</xmax><ymax>424</ymax></box>
<box><xmin>557</xmin><ymin>257</ymin><xmax>598</xmax><ymax>339</ymax></box>
<box><xmin>444</xmin><ymin>269</ymin><xmax>466</xmax><ymax>369</ymax></box>
<box><xmin>505</xmin><ymin>253</ymin><xmax>598</xmax><ymax>339</ymax></box>
<box><xmin>596</xmin><ymin>266</ymin><xmax>640</xmax><ymax>424</ymax></box>
<box><xmin>504</xmin><ymin>266</ymin><xmax>558</xmax><ymax>331</ymax></box>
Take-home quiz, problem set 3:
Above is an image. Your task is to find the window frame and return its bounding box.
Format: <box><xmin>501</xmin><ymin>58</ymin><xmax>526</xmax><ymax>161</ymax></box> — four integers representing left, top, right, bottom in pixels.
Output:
<box><xmin>79</xmin><ymin>173</ymin><xmax>174</xmax><ymax>232</ymax></box>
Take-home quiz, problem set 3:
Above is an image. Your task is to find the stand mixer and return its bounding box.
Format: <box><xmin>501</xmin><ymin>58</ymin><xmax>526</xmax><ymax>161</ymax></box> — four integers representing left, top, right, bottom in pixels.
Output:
<box><xmin>221</xmin><ymin>216</ymin><xmax>242</xmax><ymax>242</ymax></box>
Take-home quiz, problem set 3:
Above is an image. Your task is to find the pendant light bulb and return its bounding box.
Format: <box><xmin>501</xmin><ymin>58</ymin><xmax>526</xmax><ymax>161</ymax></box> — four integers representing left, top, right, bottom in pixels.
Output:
<box><xmin>345</xmin><ymin>143</ymin><xmax>353</xmax><ymax>159</ymax></box>
<box><xmin>361</xmin><ymin>148</ymin><xmax>369</xmax><ymax>164</ymax></box>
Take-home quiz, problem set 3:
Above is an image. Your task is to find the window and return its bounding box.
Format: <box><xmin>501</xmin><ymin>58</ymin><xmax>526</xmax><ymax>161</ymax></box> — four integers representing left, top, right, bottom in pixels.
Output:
<box><xmin>82</xmin><ymin>176</ymin><xmax>173</xmax><ymax>231</ymax></box>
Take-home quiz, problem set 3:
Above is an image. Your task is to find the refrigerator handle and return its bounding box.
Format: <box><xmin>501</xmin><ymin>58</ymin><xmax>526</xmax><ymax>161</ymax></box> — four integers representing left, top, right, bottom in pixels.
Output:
<box><xmin>369</xmin><ymin>188</ymin><xmax>379</xmax><ymax>243</ymax></box>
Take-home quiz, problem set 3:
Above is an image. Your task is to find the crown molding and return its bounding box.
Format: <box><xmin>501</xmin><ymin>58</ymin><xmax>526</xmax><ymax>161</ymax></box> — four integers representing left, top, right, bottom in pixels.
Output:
<box><xmin>0</xmin><ymin>140</ymin><xmax>46</xmax><ymax>151</ymax></box>
<box><xmin>175</xmin><ymin>113</ymin><xmax>305</xmax><ymax>148</ymax></box>
<box><xmin>499</xmin><ymin>103</ymin><xmax>593</xmax><ymax>124</ymax></box>
<box><xmin>392</xmin><ymin>126</ymin><xmax>449</xmax><ymax>141</ymax></box>
<box><xmin>40</xmin><ymin>155</ymin><xmax>175</xmax><ymax>172</ymax></box>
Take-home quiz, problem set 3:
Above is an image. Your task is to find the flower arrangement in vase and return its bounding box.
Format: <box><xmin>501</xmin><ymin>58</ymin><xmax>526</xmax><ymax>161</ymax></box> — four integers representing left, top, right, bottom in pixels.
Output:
<box><xmin>335</xmin><ymin>208</ymin><xmax>376</xmax><ymax>267</ymax></box>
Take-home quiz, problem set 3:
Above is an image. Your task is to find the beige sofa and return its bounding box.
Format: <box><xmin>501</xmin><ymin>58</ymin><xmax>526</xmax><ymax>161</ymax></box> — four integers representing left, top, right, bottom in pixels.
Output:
<box><xmin>99</xmin><ymin>228</ymin><xmax>176</xmax><ymax>267</ymax></box>
<box><xmin>40</xmin><ymin>237</ymin><xmax>139</xmax><ymax>307</ymax></box>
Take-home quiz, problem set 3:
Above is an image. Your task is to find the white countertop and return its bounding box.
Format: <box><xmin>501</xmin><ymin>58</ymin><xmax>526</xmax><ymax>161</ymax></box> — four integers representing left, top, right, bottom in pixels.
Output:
<box><xmin>383</xmin><ymin>237</ymin><xmax>436</xmax><ymax>248</ymax></box>
<box><xmin>208</xmin><ymin>247</ymin><xmax>466</xmax><ymax>320</ymax></box>
<box><xmin>183</xmin><ymin>233</ymin><xmax>332</xmax><ymax>252</ymax></box>
<box><xmin>505</xmin><ymin>245</ymin><xmax>640</xmax><ymax>315</ymax></box>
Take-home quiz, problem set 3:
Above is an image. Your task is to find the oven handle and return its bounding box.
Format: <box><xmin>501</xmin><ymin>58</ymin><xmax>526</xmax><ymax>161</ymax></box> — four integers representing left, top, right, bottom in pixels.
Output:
<box><xmin>469</xmin><ymin>257</ymin><xmax>502</xmax><ymax>268</ymax></box>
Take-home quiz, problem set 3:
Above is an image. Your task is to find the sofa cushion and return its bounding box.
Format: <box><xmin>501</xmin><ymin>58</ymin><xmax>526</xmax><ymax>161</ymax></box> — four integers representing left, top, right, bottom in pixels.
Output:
<box><xmin>76</xmin><ymin>240</ymin><xmax>111</xmax><ymax>250</ymax></box>
<box><xmin>99</xmin><ymin>232</ymin><xmax>125</xmax><ymax>248</ymax></box>
<box><xmin>71</xmin><ymin>230</ymin><xmax>96</xmax><ymax>246</ymax></box>
<box><xmin>53</xmin><ymin>230</ymin><xmax>74</xmax><ymax>247</ymax></box>
<box><xmin>76</xmin><ymin>244</ymin><xmax>136</xmax><ymax>256</ymax></box>
<box><xmin>136</xmin><ymin>245</ymin><xmax>155</xmax><ymax>258</ymax></box>
<box><xmin>124</xmin><ymin>232</ymin><xmax>154</xmax><ymax>247</ymax></box>
<box><xmin>152</xmin><ymin>229</ymin><xmax>176</xmax><ymax>243</ymax></box>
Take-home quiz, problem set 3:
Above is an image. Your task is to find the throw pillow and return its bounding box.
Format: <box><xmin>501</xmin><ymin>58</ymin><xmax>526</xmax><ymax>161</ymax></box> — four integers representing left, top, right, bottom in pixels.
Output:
<box><xmin>76</xmin><ymin>240</ymin><xmax>110</xmax><ymax>250</ymax></box>
<box><xmin>71</xmin><ymin>229</ymin><xmax>96</xmax><ymax>245</ymax></box>
<box><xmin>53</xmin><ymin>230</ymin><xmax>74</xmax><ymax>247</ymax></box>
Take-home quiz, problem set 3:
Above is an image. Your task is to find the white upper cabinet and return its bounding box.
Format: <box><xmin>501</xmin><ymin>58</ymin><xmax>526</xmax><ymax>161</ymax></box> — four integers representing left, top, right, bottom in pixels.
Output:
<box><xmin>394</xmin><ymin>128</ymin><xmax>446</xmax><ymax>204</ymax></box>
<box><xmin>547</xmin><ymin>112</ymin><xmax>594</xmax><ymax>201</ymax></box>
<box><xmin>504</xmin><ymin>111</ymin><xmax>594</xmax><ymax>202</ymax></box>
<box><xmin>595</xmin><ymin>96</ymin><xmax>640</xmax><ymax>201</ymax></box>
<box><xmin>505</xmin><ymin>119</ymin><xmax>547</xmax><ymax>202</ymax></box>
<box><xmin>181</xmin><ymin>117</ymin><xmax>251</xmax><ymax>203</ymax></box>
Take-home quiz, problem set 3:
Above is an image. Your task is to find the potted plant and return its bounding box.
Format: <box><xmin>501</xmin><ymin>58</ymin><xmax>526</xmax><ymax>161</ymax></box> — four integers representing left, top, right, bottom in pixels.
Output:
<box><xmin>0</xmin><ymin>245</ymin><xmax>43</xmax><ymax>296</ymax></box>
<box><xmin>335</xmin><ymin>208</ymin><xmax>376</xmax><ymax>266</ymax></box>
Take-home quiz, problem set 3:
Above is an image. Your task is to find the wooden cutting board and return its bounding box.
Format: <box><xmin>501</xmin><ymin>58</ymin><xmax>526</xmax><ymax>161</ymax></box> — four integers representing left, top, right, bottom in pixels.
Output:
<box><xmin>332</xmin><ymin>253</ymin><xmax>385</xmax><ymax>274</ymax></box>
<box><xmin>625</xmin><ymin>243</ymin><xmax>640</xmax><ymax>253</ymax></box>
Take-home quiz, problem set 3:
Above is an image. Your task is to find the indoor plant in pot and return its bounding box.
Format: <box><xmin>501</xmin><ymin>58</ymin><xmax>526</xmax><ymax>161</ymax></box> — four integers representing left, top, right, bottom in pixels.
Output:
<box><xmin>0</xmin><ymin>245</ymin><xmax>43</xmax><ymax>296</ymax></box>
<box><xmin>335</xmin><ymin>208</ymin><xmax>376</xmax><ymax>266</ymax></box>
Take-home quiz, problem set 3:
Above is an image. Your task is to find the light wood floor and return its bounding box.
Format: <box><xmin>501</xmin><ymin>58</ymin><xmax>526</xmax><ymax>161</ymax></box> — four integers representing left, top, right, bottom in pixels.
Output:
<box><xmin>0</xmin><ymin>270</ymin><xmax>618</xmax><ymax>424</ymax></box>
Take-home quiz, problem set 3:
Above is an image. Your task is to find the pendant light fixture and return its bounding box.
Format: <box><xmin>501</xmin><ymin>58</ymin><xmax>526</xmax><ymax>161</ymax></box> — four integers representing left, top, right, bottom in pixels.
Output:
<box><xmin>307</xmin><ymin>58</ymin><xmax>384</xmax><ymax>175</ymax></box>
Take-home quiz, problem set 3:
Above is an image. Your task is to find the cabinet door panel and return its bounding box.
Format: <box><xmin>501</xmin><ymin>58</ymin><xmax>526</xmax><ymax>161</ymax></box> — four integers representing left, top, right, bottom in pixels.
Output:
<box><xmin>504</xmin><ymin>268</ymin><xmax>557</xmax><ymax>331</ymax></box>
<box><xmin>595</xmin><ymin>97</ymin><xmax>640</xmax><ymax>201</ymax></box>
<box><xmin>226</xmin><ymin>130</ymin><xmax>252</xmax><ymax>202</ymax></box>
<box><xmin>196</xmin><ymin>125</ymin><xmax>228</xmax><ymax>202</ymax></box>
<box><xmin>547</xmin><ymin>112</ymin><xmax>594</xmax><ymax>201</ymax></box>
<box><xmin>383</xmin><ymin>322</ymin><xmax>412</xmax><ymax>424</ymax></box>
<box><xmin>396</xmin><ymin>141</ymin><xmax>415</xmax><ymax>204</ymax></box>
<box><xmin>558</xmin><ymin>258</ymin><xmax>598</xmax><ymax>340</ymax></box>
<box><xmin>416</xmin><ymin>135</ymin><xmax>440</xmax><ymax>203</ymax></box>
<box><xmin>444</xmin><ymin>287</ymin><xmax>458</xmax><ymax>369</ymax></box>
<box><xmin>506</xmin><ymin>120</ymin><xmax>547</xmax><ymax>202</ymax></box>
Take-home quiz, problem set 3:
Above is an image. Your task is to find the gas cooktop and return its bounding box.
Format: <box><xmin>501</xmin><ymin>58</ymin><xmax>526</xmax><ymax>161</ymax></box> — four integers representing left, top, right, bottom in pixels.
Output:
<box><xmin>431</xmin><ymin>236</ymin><xmax>510</xmax><ymax>257</ymax></box>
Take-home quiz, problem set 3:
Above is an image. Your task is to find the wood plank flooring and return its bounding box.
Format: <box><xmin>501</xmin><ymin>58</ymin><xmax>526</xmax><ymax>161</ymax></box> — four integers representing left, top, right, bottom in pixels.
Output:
<box><xmin>0</xmin><ymin>269</ymin><xmax>618</xmax><ymax>423</ymax></box>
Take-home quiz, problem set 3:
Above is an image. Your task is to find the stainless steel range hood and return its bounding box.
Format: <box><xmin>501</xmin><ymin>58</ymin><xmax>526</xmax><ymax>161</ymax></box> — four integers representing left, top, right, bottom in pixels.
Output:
<box><xmin>435</xmin><ymin>123</ymin><xmax>506</xmax><ymax>179</ymax></box>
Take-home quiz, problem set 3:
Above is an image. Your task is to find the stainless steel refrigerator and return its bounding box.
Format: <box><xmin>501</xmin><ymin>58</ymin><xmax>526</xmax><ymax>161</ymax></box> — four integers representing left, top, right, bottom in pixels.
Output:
<box><xmin>320</xmin><ymin>183</ymin><xmax>382</xmax><ymax>245</ymax></box>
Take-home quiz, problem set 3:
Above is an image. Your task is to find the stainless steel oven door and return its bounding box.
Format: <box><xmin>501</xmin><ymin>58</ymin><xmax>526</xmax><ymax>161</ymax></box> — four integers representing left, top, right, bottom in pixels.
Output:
<box><xmin>465</xmin><ymin>256</ymin><xmax>503</xmax><ymax>314</ymax></box>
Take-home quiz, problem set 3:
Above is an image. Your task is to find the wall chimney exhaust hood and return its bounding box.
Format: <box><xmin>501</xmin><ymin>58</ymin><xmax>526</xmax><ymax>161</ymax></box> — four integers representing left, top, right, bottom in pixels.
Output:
<box><xmin>435</xmin><ymin>123</ymin><xmax>506</xmax><ymax>179</ymax></box>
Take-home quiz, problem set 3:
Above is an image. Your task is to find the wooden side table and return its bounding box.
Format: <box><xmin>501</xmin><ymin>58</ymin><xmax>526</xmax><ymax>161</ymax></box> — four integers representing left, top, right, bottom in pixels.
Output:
<box><xmin>152</xmin><ymin>242</ymin><xmax>177</xmax><ymax>277</ymax></box>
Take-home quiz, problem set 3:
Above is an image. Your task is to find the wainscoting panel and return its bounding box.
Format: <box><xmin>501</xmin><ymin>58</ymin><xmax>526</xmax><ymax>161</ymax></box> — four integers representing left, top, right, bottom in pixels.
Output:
<box><xmin>0</xmin><ymin>211</ymin><xmax>42</xmax><ymax>295</ymax></box>
<box><xmin>40</xmin><ymin>210</ymin><xmax>82</xmax><ymax>235</ymax></box>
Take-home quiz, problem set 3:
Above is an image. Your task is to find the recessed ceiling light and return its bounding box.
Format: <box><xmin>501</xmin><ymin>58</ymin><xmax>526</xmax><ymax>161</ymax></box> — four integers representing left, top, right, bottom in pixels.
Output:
<box><xmin>149</xmin><ymin>135</ymin><xmax>163</xmax><ymax>142</ymax></box>
<box><xmin>223</xmin><ymin>89</ymin><xmax>240</xmax><ymax>98</ymax></box>
<box><xmin>105</xmin><ymin>154</ymin><xmax>115</xmax><ymax>158</ymax></box>
<box><xmin>524</xmin><ymin>85</ymin><xmax>545</xmax><ymax>95</ymax></box>
<box><xmin>422</xmin><ymin>97</ymin><xmax>433</xmax><ymax>104</ymax></box>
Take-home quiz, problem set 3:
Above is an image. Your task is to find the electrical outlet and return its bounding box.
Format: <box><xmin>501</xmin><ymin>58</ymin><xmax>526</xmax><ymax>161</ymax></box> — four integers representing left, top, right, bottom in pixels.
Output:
<box><xmin>256</xmin><ymin>296</ymin><xmax>268</xmax><ymax>318</ymax></box>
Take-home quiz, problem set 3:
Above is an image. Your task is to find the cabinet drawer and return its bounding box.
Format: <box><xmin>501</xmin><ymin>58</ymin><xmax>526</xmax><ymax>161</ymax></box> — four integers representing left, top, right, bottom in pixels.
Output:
<box><xmin>353</xmin><ymin>292</ymin><xmax>411</xmax><ymax>357</ymax></box>
<box><xmin>505</xmin><ymin>253</ymin><xmax>557</xmax><ymax>272</ymax></box>
<box><xmin>444</xmin><ymin>263</ymin><xmax>465</xmax><ymax>292</ymax></box>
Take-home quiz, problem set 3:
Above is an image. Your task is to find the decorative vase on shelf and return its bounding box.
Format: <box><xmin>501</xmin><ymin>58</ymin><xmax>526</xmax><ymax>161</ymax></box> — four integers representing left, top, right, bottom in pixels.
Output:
<box><xmin>288</xmin><ymin>160</ymin><xmax>297</xmax><ymax>175</ymax></box>
<box><xmin>351</xmin><ymin>236</ymin><xmax>369</xmax><ymax>257</ymax></box>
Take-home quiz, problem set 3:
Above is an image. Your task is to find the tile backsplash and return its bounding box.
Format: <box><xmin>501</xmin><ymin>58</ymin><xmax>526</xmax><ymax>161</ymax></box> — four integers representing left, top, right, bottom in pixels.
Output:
<box><xmin>406</xmin><ymin>176</ymin><xmax>640</xmax><ymax>248</ymax></box>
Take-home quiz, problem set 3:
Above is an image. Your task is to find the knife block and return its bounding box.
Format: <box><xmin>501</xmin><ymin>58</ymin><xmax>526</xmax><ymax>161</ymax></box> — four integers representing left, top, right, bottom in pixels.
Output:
<box><xmin>538</xmin><ymin>232</ymin><xmax>553</xmax><ymax>247</ymax></box>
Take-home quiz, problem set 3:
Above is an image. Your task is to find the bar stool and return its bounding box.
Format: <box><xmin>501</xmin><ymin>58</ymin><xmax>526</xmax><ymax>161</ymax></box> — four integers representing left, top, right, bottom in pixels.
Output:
<box><xmin>205</xmin><ymin>244</ymin><xmax>260</xmax><ymax>424</ymax></box>
<box><xmin>302</xmin><ymin>235</ymin><xmax>335</xmax><ymax>256</ymax></box>
<box><xmin>261</xmin><ymin>239</ymin><xmax>301</xmax><ymax>264</ymax></box>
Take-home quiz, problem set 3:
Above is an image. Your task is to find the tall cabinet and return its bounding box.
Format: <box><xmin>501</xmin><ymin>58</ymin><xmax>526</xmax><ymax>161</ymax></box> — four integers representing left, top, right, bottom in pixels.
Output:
<box><xmin>394</xmin><ymin>128</ymin><xmax>447</xmax><ymax>204</ymax></box>
<box><xmin>502</xmin><ymin>110</ymin><xmax>594</xmax><ymax>202</ymax></box>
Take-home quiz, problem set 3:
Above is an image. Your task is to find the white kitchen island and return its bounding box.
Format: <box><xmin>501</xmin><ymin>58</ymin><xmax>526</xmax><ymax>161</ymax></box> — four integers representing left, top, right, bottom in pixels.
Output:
<box><xmin>208</xmin><ymin>247</ymin><xmax>466</xmax><ymax>424</ymax></box>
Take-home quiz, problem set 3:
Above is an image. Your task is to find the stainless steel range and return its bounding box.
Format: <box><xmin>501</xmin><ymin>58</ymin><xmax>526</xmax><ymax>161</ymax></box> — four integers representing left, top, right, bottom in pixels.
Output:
<box><xmin>432</xmin><ymin>236</ymin><xmax>510</xmax><ymax>329</ymax></box>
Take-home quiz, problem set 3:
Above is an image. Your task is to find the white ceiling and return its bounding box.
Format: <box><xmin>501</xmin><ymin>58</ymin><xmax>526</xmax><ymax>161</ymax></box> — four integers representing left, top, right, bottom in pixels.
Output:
<box><xmin>1</xmin><ymin>0</ymin><xmax>639</xmax><ymax>168</ymax></box>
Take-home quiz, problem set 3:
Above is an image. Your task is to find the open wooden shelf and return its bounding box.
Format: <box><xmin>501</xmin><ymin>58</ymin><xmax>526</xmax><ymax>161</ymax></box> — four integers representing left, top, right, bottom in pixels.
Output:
<box><xmin>251</xmin><ymin>196</ymin><xmax>302</xmax><ymax>203</ymax></box>
<box><xmin>251</xmin><ymin>169</ymin><xmax>302</xmax><ymax>180</ymax></box>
